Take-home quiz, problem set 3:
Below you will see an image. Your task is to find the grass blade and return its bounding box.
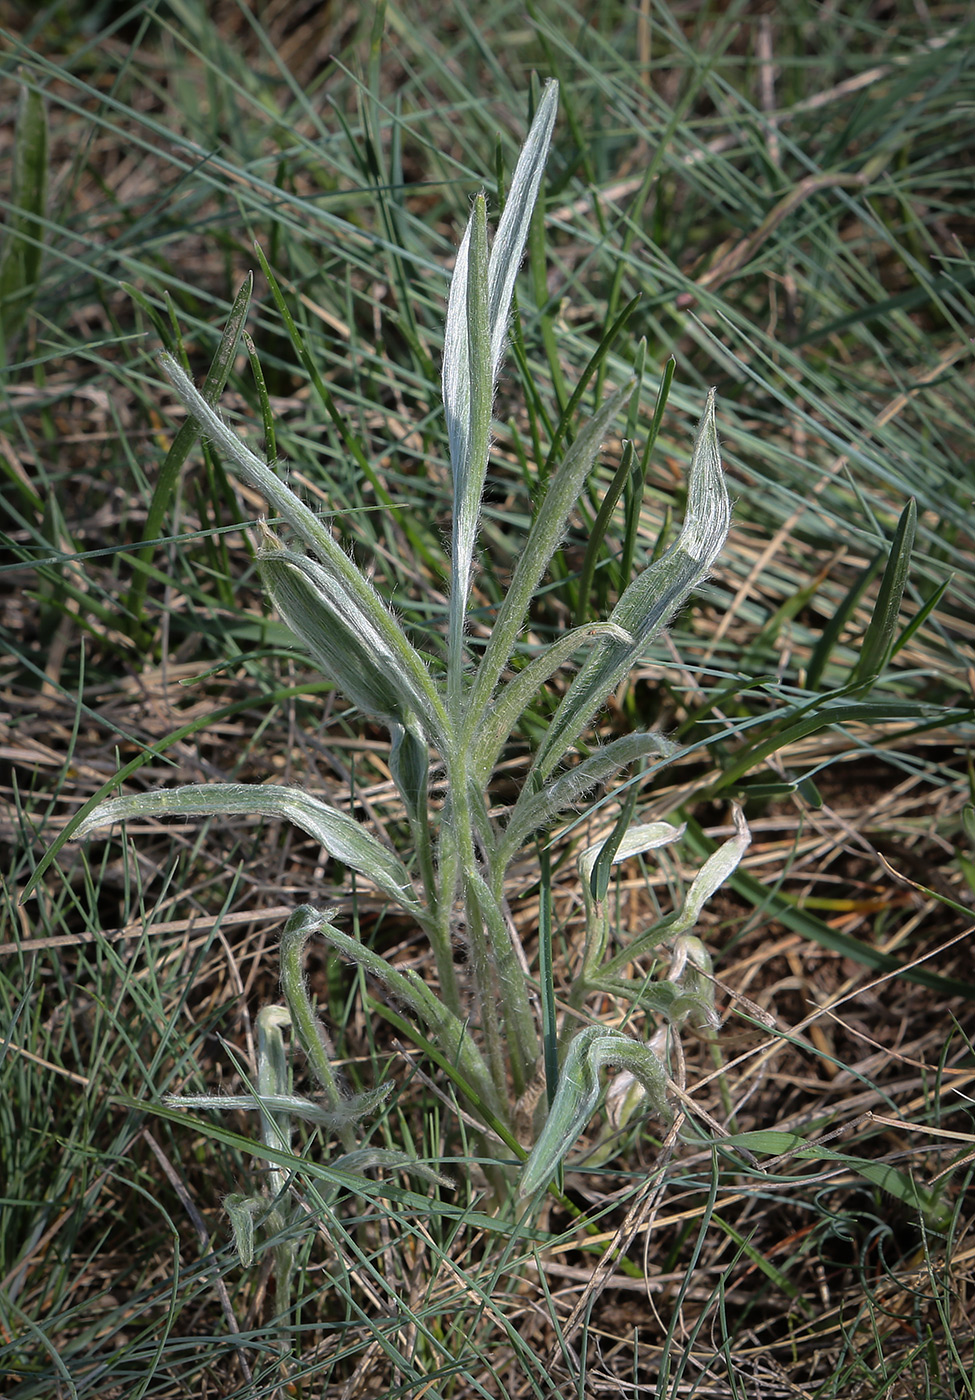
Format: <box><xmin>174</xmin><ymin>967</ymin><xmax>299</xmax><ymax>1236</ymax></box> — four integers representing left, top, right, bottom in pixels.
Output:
<box><xmin>850</xmin><ymin>497</ymin><xmax>917</xmax><ymax>691</ymax></box>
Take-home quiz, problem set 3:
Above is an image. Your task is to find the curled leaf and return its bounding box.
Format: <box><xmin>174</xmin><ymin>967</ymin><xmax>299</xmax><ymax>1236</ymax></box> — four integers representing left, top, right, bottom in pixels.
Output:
<box><xmin>518</xmin><ymin>1026</ymin><xmax>669</xmax><ymax>1197</ymax></box>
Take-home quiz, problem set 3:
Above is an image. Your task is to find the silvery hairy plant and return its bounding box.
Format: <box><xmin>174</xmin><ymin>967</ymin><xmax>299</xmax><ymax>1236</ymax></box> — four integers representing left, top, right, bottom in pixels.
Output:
<box><xmin>70</xmin><ymin>81</ymin><xmax>747</xmax><ymax>1215</ymax></box>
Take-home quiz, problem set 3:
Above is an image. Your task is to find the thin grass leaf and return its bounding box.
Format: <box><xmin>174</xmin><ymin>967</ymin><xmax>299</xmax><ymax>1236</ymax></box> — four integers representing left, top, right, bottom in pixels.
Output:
<box><xmin>0</xmin><ymin>80</ymin><xmax>48</xmax><ymax>355</ymax></box>
<box><xmin>803</xmin><ymin>550</ymin><xmax>882</xmax><ymax>692</ymax></box>
<box><xmin>850</xmin><ymin>497</ymin><xmax>917</xmax><ymax>691</ymax></box>
<box><xmin>619</xmin><ymin>359</ymin><xmax>677</xmax><ymax>594</ymax></box>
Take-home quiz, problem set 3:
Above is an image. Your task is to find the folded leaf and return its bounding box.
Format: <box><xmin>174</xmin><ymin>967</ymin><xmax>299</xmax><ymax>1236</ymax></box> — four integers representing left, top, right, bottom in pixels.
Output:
<box><xmin>443</xmin><ymin>81</ymin><xmax>559</xmax><ymax>652</ymax></box>
<box><xmin>161</xmin><ymin>355</ymin><xmax>450</xmax><ymax>752</ymax></box>
<box><xmin>259</xmin><ymin>539</ymin><xmax>434</xmax><ymax>732</ymax></box>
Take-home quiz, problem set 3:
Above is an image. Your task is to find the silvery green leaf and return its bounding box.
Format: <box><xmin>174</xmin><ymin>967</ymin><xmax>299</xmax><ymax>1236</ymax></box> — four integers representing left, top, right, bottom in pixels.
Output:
<box><xmin>255</xmin><ymin>1003</ymin><xmax>292</xmax><ymax>1181</ymax></box>
<box><xmin>443</xmin><ymin>81</ymin><xmax>558</xmax><ymax>484</ymax></box>
<box><xmin>498</xmin><ymin>732</ymin><xmax>675</xmax><ymax>867</ymax></box>
<box><xmin>442</xmin><ymin>216</ymin><xmax>473</xmax><ymax>498</ymax></box>
<box><xmin>160</xmin><ymin>355</ymin><xmax>450</xmax><ymax>750</ymax></box>
<box><xmin>572</xmin><ymin>820</ymin><xmax>685</xmax><ymax>984</ymax></box>
<box><xmin>670</xmin><ymin>805</ymin><xmax>750</xmax><ymax>936</ymax></box>
<box><xmin>605</xmin><ymin>1069</ymin><xmax>646</xmax><ymax>1133</ymax></box>
<box><xmin>445</xmin><ymin>196</ymin><xmax>491</xmax><ymax>687</ymax></box>
<box><xmin>487</xmin><ymin>79</ymin><xmax>559</xmax><ymax>378</ymax></box>
<box><xmin>577</xmin><ymin>821</ymin><xmax>684</xmax><ymax>893</ymax></box>
<box><xmin>532</xmin><ymin>389</ymin><xmax>729</xmax><ymax>782</ymax></box>
<box><xmin>223</xmin><ymin>1193</ymin><xmax>262</xmax><ymax>1268</ymax></box>
<box><xmin>602</xmin><ymin>806</ymin><xmax>750</xmax><ymax>973</ymax></box>
<box><xmin>332</xmin><ymin>1148</ymin><xmax>452</xmax><ymax>1188</ymax></box>
<box><xmin>442</xmin><ymin>82</ymin><xmax>558</xmax><ymax>652</ymax></box>
<box><xmin>72</xmin><ymin>784</ymin><xmax>424</xmax><ymax>922</ymax></box>
<box><xmin>663</xmin><ymin>935</ymin><xmax>719</xmax><ymax>1030</ymax></box>
<box><xmin>518</xmin><ymin>1025</ymin><xmax>669</xmax><ymax>1197</ymax></box>
<box><xmin>470</xmin><ymin>622</ymin><xmax>634</xmax><ymax>782</ymax></box>
<box><xmin>287</xmin><ymin>905</ymin><xmax>505</xmax><ymax>1124</ymax></box>
<box><xmin>388</xmin><ymin>721</ymin><xmax>430</xmax><ymax>825</ymax></box>
<box><xmin>468</xmin><ymin>379</ymin><xmax>635</xmax><ymax>725</ymax></box>
<box><xmin>164</xmin><ymin>1084</ymin><xmax>392</xmax><ymax>1130</ymax></box>
<box><xmin>258</xmin><ymin>539</ymin><xmax>435</xmax><ymax>733</ymax></box>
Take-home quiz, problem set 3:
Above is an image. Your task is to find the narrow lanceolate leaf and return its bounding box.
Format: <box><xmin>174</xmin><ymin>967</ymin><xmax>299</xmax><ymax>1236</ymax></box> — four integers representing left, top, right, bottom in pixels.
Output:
<box><xmin>293</xmin><ymin>905</ymin><xmax>505</xmax><ymax>1123</ymax></box>
<box><xmin>498</xmin><ymin>732</ymin><xmax>677</xmax><ymax>868</ymax></box>
<box><xmin>487</xmin><ymin>79</ymin><xmax>559</xmax><ymax>377</ymax></box>
<box><xmin>163</xmin><ymin>1088</ymin><xmax>392</xmax><ymax>1131</ymax></box>
<box><xmin>259</xmin><ymin>539</ymin><xmax>431</xmax><ymax>730</ymax></box>
<box><xmin>578</xmin><ymin>821</ymin><xmax>685</xmax><ymax>902</ymax></box>
<box><xmin>467</xmin><ymin>378</ymin><xmax>636</xmax><ymax>732</ymax></box>
<box><xmin>72</xmin><ymin>784</ymin><xmax>425</xmax><ymax>922</ymax></box>
<box><xmin>442</xmin><ymin>81</ymin><xmax>559</xmax><ymax>658</ymax></box>
<box><xmin>850</xmin><ymin>496</ymin><xmax>917</xmax><ymax>692</ymax></box>
<box><xmin>518</xmin><ymin>1026</ymin><xmax>670</xmax><ymax>1197</ymax></box>
<box><xmin>470</xmin><ymin>621</ymin><xmax>633</xmax><ymax>781</ymax></box>
<box><xmin>532</xmin><ymin>389</ymin><xmax>729</xmax><ymax>782</ymax></box>
<box><xmin>670</xmin><ymin>804</ymin><xmax>750</xmax><ymax>935</ymax></box>
<box><xmin>160</xmin><ymin>355</ymin><xmax>449</xmax><ymax>750</ymax></box>
<box><xmin>446</xmin><ymin>194</ymin><xmax>491</xmax><ymax>701</ymax></box>
<box><xmin>575</xmin><ymin>821</ymin><xmax>684</xmax><ymax>983</ymax></box>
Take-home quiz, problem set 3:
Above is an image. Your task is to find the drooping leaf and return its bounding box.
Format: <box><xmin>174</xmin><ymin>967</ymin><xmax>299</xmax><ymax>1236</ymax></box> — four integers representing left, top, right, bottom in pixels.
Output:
<box><xmin>161</xmin><ymin>355</ymin><xmax>450</xmax><ymax>750</ymax></box>
<box><xmin>519</xmin><ymin>1026</ymin><xmax>670</xmax><ymax>1197</ymax></box>
<box><xmin>72</xmin><ymin>784</ymin><xmax>424</xmax><ymax>920</ymax></box>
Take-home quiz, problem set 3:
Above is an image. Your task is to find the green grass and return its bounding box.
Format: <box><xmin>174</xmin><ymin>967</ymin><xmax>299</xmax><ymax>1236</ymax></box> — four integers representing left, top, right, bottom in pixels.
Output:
<box><xmin>2</xmin><ymin>1</ymin><xmax>975</xmax><ymax>1396</ymax></box>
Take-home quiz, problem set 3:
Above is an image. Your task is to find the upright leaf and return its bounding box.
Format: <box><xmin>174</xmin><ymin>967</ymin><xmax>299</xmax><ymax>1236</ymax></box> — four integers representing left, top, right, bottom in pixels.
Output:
<box><xmin>442</xmin><ymin>81</ymin><xmax>559</xmax><ymax>657</ymax></box>
<box><xmin>850</xmin><ymin>497</ymin><xmax>917</xmax><ymax>692</ymax></box>
<box><xmin>531</xmin><ymin>389</ymin><xmax>729</xmax><ymax>782</ymax></box>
